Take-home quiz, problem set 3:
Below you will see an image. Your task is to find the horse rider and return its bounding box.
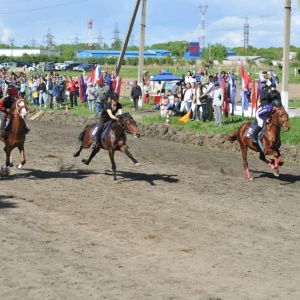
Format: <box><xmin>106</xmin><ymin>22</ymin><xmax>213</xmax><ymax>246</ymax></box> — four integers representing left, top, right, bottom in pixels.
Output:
<box><xmin>0</xmin><ymin>86</ymin><xmax>30</xmax><ymax>138</ymax></box>
<box><xmin>251</xmin><ymin>79</ymin><xmax>272</xmax><ymax>143</ymax></box>
<box><xmin>91</xmin><ymin>92</ymin><xmax>123</xmax><ymax>149</ymax></box>
<box><xmin>252</xmin><ymin>97</ymin><xmax>283</xmax><ymax>144</ymax></box>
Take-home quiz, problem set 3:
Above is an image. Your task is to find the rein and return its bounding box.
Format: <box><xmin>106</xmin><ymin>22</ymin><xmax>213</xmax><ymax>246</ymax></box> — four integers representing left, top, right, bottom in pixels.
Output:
<box><xmin>117</xmin><ymin>118</ymin><xmax>134</xmax><ymax>134</ymax></box>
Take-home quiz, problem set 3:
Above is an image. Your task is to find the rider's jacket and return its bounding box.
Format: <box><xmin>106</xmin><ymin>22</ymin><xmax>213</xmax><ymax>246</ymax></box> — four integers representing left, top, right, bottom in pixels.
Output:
<box><xmin>0</xmin><ymin>96</ymin><xmax>14</xmax><ymax>112</ymax></box>
<box><xmin>258</xmin><ymin>104</ymin><xmax>273</xmax><ymax>121</ymax></box>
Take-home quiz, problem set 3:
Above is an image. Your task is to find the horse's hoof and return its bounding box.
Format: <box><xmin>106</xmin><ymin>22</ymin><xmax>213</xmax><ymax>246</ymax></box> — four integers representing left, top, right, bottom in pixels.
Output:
<box><xmin>248</xmin><ymin>177</ymin><xmax>253</xmax><ymax>181</ymax></box>
<box><xmin>134</xmin><ymin>162</ymin><xmax>141</xmax><ymax>166</ymax></box>
<box><xmin>9</xmin><ymin>163</ymin><xmax>13</xmax><ymax>167</ymax></box>
<box><xmin>81</xmin><ymin>159</ymin><xmax>89</xmax><ymax>165</ymax></box>
<box><xmin>73</xmin><ymin>152</ymin><xmax>79</xmax><ymax>157</ymax></box>
<box><xmin>16</xmin><ymin>164</ymin><xmax>23</xmax><ymax>170</ymax></box>
<box><xmin>273</xmin><ymin>172</ymin><xmax>280</xmax><ymax>177</ymax></box>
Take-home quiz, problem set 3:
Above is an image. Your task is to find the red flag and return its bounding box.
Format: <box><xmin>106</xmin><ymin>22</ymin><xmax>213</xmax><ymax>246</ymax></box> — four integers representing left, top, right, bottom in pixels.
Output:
<box><xmin>222</xmin><ymin>76</ymin><xmax>229</xmax><ymax>114</ymax></box>
<box><xmin>241</xmin><ymin>62</ymin><xmax>250</xmax><ymax>90</ymax></box>
<box><xmin>114</xmin><ymin>76</ymin><xmax>122</xmax><ymax>96</ymax></box>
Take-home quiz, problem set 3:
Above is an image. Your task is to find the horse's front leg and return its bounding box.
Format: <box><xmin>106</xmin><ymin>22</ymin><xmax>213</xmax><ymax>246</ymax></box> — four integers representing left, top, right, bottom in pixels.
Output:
<box><xmin>16</xmin><ymin>146</ymin><xmax>26</xmax><ymax>169</ymax></box>
<box><xmin>108</xmin><ymin>149</ymin><xmax>117</xmax><ymax>181</ymax></box>
<box><xmin>259</xmin><ymin>152</ymin><xmax>273</xmax><ymax>168</ymax></box>
<box><xmin>120</xmin><ymin>145</ymin><xmax>140</xmax><ymax>166</ymax></box>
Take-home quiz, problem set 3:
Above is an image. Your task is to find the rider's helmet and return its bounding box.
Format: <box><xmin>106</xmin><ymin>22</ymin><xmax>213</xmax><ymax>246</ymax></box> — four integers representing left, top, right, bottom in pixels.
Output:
<box><xmin>272</xmin><ymin>99</ymin><xmax>283</xmax><ymax>107</ymax></box>
<box><xmin>8</xmin><ymin>87</ymin><xmax>19</xmax><ymax>96</ymax></box>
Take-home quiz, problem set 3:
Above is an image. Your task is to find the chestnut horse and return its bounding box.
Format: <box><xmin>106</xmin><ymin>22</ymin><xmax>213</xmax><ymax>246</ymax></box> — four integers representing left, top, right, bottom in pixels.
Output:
<box><xmin>224</xmin><ymin>106</ymin><xmax>290</xmax><ymax>180</ymax></box>
<box><xmin>73</xmin><ymin>113</ymin><xmax>140</xmax><ymax>181</ymax></box>
<box><xmin>0</xmin><ymin>98</ymin><xmax>28</xmax><ymax>173</ymax></box>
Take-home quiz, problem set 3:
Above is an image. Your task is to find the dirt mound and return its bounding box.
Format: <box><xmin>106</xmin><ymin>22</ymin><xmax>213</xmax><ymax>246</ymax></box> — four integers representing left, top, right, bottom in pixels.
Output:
<box><xmin>28</xmin><ymin>110</ymin><xmax>300</xmax><ymax>165</ymax></box>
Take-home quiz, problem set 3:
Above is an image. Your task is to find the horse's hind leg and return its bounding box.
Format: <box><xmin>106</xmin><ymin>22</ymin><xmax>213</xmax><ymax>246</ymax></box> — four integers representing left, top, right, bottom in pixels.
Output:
<box><xmin>73</xmin><ymin>143</ymin><xmax>83</xmax><ymax>157</ymax></box>
<box><xmin>81</xmin><ymin>148</ymin><xmax>100</xmax><ymax>165</ymax></box>
<box><xmin>240</xmin><ymin>144</ymin><xmax>252</xmax><ymax>180</ymax></box>
<box><xmin>120</xmin><ymin>145</ymin><xmax>140</xmax><ymax>166</ymax></box>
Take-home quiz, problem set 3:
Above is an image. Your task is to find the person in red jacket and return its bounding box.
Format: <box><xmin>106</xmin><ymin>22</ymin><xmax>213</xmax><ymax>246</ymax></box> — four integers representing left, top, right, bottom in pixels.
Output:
<box><xmin>67</xmin><ymin>76</ymin><xmax>78</xmax><ymax>107</ymax></box>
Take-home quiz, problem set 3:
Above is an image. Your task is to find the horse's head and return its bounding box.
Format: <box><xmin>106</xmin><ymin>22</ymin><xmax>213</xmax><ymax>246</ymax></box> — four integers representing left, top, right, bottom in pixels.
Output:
<box><xmin>269</xmin><ymin>106</ymin><xmax>290</xmax><ymax>132</ymax></box>
<box><xmin>15</xmin><ymin>98</ymin><xmax>28</xmax><ymax>119</ymax></box>
<box><xmin>118</xmin><ymin>113</ymin><xmax>140</xmax><ymax>138</ymax></box>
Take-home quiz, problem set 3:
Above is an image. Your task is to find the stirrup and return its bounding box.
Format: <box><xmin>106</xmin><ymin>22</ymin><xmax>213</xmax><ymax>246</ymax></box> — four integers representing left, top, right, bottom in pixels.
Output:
<box><xmin>0</xmin><ymin>130</ymin><xmax>6</xmax><ymax>137</ymax></box>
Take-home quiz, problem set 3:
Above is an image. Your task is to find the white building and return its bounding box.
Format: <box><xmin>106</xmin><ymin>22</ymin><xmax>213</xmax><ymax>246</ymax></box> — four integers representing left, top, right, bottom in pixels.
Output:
<box><xmin>0</xmin><ymin>48</ymin><xmax>60</xmax><ymax>57</ymax></box>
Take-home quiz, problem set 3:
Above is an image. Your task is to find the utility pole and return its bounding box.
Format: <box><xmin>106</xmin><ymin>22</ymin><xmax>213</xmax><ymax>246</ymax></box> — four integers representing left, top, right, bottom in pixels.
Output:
<box><xmin>31</xmin><ymin>35</ymin><xmax>36</xmax><ymax>48</ymax></box>
<box><xmin>281</xmin><ymin>0</ymin><xmax>291</xmax><ymax>112</ymax></box>
<box><xmin>116</xmin><ymin>0</ymin><xmax>141</xmax><ymax>75</ymax></box>
<box><xmin>74</xmin><ymin>32</ymin><xmax>79</xmax><ymax>58</ymax></box>
<box><xmin>44</xmin><ymin>27</ymin><xmax>54</xmax><ymax>56</ymax></box>
<box><xmin>138</xmin><ymin>0</ymin><xmax>147</xmax><ymax>86</ymax></box>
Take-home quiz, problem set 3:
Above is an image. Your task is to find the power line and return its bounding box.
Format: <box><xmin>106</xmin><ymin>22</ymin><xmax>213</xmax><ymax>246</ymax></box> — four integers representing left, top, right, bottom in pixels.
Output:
<box><xmin>0</xmin><ymin>0</ymin><xmax>88</xmax><ymax>15</ymax></box>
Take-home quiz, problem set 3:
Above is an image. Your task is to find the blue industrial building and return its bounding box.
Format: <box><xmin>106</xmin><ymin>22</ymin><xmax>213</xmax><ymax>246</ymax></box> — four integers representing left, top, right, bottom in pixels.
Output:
<box><xmin>77</xmin><ymin>49</ymin><xmax>172</xmax><ymax>59</ymax></box>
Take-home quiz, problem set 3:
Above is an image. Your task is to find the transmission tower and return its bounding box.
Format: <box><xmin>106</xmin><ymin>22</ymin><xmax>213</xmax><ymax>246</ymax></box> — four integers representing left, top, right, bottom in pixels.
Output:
<box><xmin>88</xmin><ymin>19</ymin><xmax>93</xmax><ymax>49</ymax></box>
<box><xmin>112</xmin><ymin>22</ymin><xmax>121</xmax><ymax>49</ymax></box>
<box><xmin>9</xmin><ymin>37</ymin><xmax>15</xmax><ymax>48</ymax></box>
<box><xmin>97</xmin><ymin>30</ymin><xmax>103</xmax><ymax>49</ymax></box>
<box><xmin>31</xmin><ymin>35</ymin><xmax>36</xmax><ymax>47</ymax></box>
<box><xmin>74</xmin><ymin>32</ymin><xmax>79</xmax><ymax>57</ymax></box>
<box><xmin>130</xmin><ymin>34</ymin><xmax>137</xmax><ymax>47</ymax></box>
<box><xmin>199</xmin><ymin>3</ymin><xmax>208</xmax><ymax>49</ymax></box>
<box><xmin>244</xmin><ymin>17</ymin><xmax>249</xmax><ymax>51</ymax></box>
<box><xmin>44</xmin><ymin>27</ymin><xmax>55</xmax><ymax>54</ymax></box>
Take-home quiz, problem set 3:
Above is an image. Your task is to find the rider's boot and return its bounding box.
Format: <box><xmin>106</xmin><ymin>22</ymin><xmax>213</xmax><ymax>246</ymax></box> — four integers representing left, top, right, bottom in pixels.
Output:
<box><xmin>251</xmin><ymin>126</ymin><xmax>262</xmax><ymax>143</ymax></box>
<box><xmin>0</xmin><ymin>115</ymin><xmax>6</xmax><ymax>138</ymax></box>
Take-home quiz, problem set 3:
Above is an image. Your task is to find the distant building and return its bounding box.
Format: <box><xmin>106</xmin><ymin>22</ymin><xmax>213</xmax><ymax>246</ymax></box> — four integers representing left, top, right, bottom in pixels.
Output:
<box><xmin>226</xmin><ymin>55</ymin><xmax>266</xmax><ymax>64</ymax></box>
<box><xmin>77</xmin><ymin>49</ymin><xmax>172</xmax><ymax>59</ymax></box>
<box><xmin>185</xmin><ymin>48</ymin><xmax>236</xmax><ymax>60</ymax></box>
<box><xmin>0</xmin><ymin>48</ymin><xmax>60</xmax><ymax>57</ymax></box>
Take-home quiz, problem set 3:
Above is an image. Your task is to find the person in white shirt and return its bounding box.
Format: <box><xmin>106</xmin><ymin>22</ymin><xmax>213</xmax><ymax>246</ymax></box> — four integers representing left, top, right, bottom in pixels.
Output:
<box><xmin>212</xmin><ymin>82</ymin><xmax>224</xmax><ymax>125</ymax></box>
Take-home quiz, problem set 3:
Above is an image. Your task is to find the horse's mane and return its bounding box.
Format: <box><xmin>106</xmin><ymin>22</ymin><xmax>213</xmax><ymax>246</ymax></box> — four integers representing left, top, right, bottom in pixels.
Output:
<box><xmin>118</xmin><ymin>113</ymin><xmax>133</xmax><ymax>120</ymax></box>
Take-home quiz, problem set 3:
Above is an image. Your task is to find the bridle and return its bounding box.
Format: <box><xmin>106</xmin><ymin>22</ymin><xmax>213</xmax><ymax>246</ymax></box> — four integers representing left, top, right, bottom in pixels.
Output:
<box><xmin>117</xmin><ymin>117</ymin><xmax>136</xmax><ymax>134</ymax></box>
<box><xmin>267</xmin><ymin>107</ymin><xmax>289</xmax><ymax>129</ymax></box>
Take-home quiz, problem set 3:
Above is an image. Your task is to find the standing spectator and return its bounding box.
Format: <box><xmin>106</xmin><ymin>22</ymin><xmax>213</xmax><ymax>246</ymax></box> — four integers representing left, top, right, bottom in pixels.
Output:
<box><xmin>32</xmin><ymin>78</ymin><xmax>39</xmax><ymax>106</ymax></box>
<box><xmin>201</xmin><ymin>69</ymin><xmax>209</xmax><ymax>85</ymax></box>
<box><xmin>52</xmin><ymin>80</ymin><xmax>60</xmax><ymax>109</ymax></box>
<box><xmin>95</xmin><ymin>81</ymin><xmax>109</xmax><ymax>117</ymax></box>
<box><xmin>143</xmin><ymin>82</ymin><xmax>150</xmax><ymax>104</ymax></box>
<box><xmin>193</xmin><ymin>81</ymin><xmax>203</xmax><ymax>121</ymax></box>
<box><xmin>182</xmin><ymin>82</ymin><xmax>193</xmax><ymax>113</ymax></box>
<box><xmin>154</xmin><ymin>80</ymin><xmax>163</xmax><ymax>94</ymax></box>
<box><xmin>213</xmin><ymin>82</ymin><xmax>224</xmax><ymax>125</ymax></box>
<box><xmin>45</xmin><ymin>74</ymin><xmax>53</xmax><ymax>109</ymax></box>
<box><xmin>86</xmin><ymin>82</ymin><xmax>97</xmax><ymax>112</ymax></box>
<box><xmin>185</xmin><ymin>71</ymin><xmax>196</xmax><ymax>85</ymax></box>
<box><xmin>26</xmin><ymin>76</ymin><xmax>33</xmax><ymax>103</ymax></box>
<box><xmin>206</xmin><ymin>75</ymin><xmax>215</xmax><ymax>120</ymax></box>
<box><xmin>19</xmin><ymin>78</ymin><xmax>26</xmax><ymax>98</ymax></box>
<box><xmin>38</xmin><ymin>77</ymin><xmax>47</xmax><ymax>107</ymax></box>
<box><xmin>171</xmin><ymin>82</ymin><xmax>180</xmax><ymax>97</ymax></box>
<box><xmin>130</xmin><ymin>80</ymin><xmax>142</xmax><ymax>111</ymax></box>
<box><xmin>67</xmin><ymin>76</ymin><xmax>78</xmax><ymax>107</ymax></box>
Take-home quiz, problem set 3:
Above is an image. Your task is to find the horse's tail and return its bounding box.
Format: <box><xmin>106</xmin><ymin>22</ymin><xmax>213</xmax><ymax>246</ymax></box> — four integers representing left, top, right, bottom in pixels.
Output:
<box><xmin>79</xmin><ymin>125</ymin><xmax>89</xmax><ymax>142</ymax></box>
<box><xmin>223</xmin><ymin>130</ymin><xmax>238</xmax><ymax>143</ymax></box>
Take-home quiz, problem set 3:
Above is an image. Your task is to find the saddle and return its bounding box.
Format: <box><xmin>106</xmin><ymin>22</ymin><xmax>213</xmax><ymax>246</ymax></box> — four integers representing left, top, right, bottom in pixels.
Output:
<box><xmin>91</xmin><ymin>121</ymin><xmax>113</xmax><ymax>141</ymax></box>
<box><xmin>246</xmin><ymin>122</ymin><xmax>266</xmax><ymax>140</ymax></box>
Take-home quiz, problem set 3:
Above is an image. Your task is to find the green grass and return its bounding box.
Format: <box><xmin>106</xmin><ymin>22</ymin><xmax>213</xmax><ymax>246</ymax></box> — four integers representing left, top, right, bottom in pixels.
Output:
<box><xmin>289</xmin><ymin>100</ymin><xmax>300</xmax><ymax>108</ymax></box>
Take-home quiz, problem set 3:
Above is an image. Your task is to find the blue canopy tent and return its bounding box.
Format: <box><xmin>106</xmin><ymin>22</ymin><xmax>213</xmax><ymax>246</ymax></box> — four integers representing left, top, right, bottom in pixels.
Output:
<box><xmin>150</xmin><ymin>72</ymin><xmax>181</xmax><ymax>82</ymax></box>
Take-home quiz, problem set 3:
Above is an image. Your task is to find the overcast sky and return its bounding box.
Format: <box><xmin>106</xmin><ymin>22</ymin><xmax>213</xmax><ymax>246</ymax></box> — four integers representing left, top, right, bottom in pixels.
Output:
<box><xmin>0</xmin><ymin>0</ymin><xmax>300</xmax><ymax>49</ymax></box>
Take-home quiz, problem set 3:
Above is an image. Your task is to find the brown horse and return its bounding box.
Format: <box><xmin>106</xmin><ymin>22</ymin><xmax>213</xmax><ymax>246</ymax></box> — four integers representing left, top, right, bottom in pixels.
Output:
<box><xmin>0</xmin><ymin>98</ymin><xmax>28</xmax><ymax>173</ymax></box>
<box><xmin>73</xmin><ymin>113</ymin><xmax>141</xmax><ymax>181</ymax></box>
<box><xmin>224</xmin><ymin>106</ymin><xmax>290</xmax><ymax>180</ymax></box>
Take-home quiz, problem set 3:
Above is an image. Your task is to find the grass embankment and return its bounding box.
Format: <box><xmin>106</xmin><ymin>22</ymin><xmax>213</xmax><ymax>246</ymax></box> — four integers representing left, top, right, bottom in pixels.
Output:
<box><xmin>32</xmin><ymin>97</ymin><xmax>300</xmax><ymax>146</ymax></box>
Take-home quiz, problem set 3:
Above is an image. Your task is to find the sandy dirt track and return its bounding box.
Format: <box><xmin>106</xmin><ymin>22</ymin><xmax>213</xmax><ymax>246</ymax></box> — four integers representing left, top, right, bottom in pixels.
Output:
<box><xmin>0</xmin><ymin>115</ymin><xmax>300</xmax><ymax>300</ymax></box>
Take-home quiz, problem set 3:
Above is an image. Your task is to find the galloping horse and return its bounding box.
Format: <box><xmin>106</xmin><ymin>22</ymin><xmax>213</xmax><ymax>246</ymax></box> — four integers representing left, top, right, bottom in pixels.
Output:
<box><xmin>224</xmin><ymin>106</ymin><xmax>290</xmax><ymax>180</ymax></box>
<box><xmin>74</xmin><ymin>113</ymin><xmax>141</xmax><ymax>181</ymax></box>
<box><xmin>0</xmin><ymin>98</ymin><xmax>28</xmax><ymax>171</ymax></box>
